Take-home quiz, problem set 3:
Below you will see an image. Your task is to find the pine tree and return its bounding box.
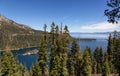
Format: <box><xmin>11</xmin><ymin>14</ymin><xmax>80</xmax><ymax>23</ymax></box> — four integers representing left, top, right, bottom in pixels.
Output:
<box><xmin>50</xmin><ymin>22</ymin><xmax>56</xmax><ymax>45</ymax></box>
<box><xmin>107</xmin><ymin>34</ymin><xmax>115</xmax><ymax>73</ymax></box>
<box><xmin>50</xmin><ymin>36</ymin><xmax>60</xmax><ymax>75</ymax></box>
<box><xmin>105</xmin><ymin>31</ymin><xmax>120</xmax><ymax>75</ymax></box>
<box><xmin>82</xmin><ymin>46</ymin><xmax>92</xmax><ymax>76</ymax></box>
<box><xmin>67</xmin><ymin>53</ymin><xmax>75</xmax><ymax>76</ymax></box>
<box><xmin>93</xmin><ymin>47</ymin><xmax>104</xmax><ymax>74</ymax></box>
<box><xmin>67</xmin><ymin>40</ymin><xmax>76</xmax><ymax>76</ymax></box>
<box><xmin>92</xmin><ymin>57</ymin><xmax>97</xmax><ymax>75</ymax></box>
<box><xmin>64</xmin><ymin>25</ymin><xmax>69</xmax><ymax>33</ymax></box>
<box><xmin>112</xmin><ymin>31</ymin><xmax>120</xmax><ymax>75</ymax></box>
<box><xmin>67</xmin><ymin>39</ymin><xmax>82</xmax><ymax>76</ymax></box>
<box><xmin>44</xmin><ymin>24</ymin><xmax>47</xmax><ymax>40</ymax></box>
<box><xmin>21</xmin><ymin>64</ymin><xmax>29</xmax><ymax>76</ymax></box>
<box><xmin>1</xmin><ymin>46</ymin><xmax>21</xmax><ymax>76</ymax></box>
<box><xmin>59</xmin><ymin>25</ymin><xmax>70</xmax><ymax>76</ymax></box>
<box><xmin>50</xmin><ymin>24</ymin><xmax>70</xmax><ymax>76</ymax></box>
<box><xmin>38</xmin><ymin>24</ymin><xmax>49</xmax><ymax>76</ymax></box>
<box><xmin>102</xmin><ymin>52</ymin><xmax>110</xmax><ymax>76</ymax></box>
<box><xmin>50</xmin><ymin>53</ymin><xmax>61</xmax><ymax>76</ymax></box>
<box><xmin>49</xmin><ymin>23</ymin><xmax>60</xmax><ymax>76</ymax></box>
<box><xmin>30</xmin><ymin>61</ymin><xmax>42</xmax><ymax>76</ymax></box>
<box><xmin>55</xmin><ymin>25</ymin><xmax>59</xmax><ymax>35</ymax></box>
<box><xmin>75</xmin><ymin>51</ymin><xmax>83</xmax><ymax>76</ymax></box>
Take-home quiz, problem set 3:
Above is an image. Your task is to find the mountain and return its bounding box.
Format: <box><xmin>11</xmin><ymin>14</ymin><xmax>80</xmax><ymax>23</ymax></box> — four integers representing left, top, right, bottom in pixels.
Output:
<box><xmin>0</xmin><ymin>14</ymin><xmax>43</xmax><ymax>50</ymax></box>
<box><xmin>70</xmin><ymin>32</ymin><xmax>111</xmax><ymax>34</ymax></box>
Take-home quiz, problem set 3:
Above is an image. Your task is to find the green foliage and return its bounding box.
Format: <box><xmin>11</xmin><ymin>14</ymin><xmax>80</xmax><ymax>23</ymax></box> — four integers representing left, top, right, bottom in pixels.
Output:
<box><xmin>107</xmin><ymin>34</ymin><xmax>115</xmax><ymax>73</ymax></box>
<box><xmin>2</xmin><ymin>22</ymin><xmax>120</xmax><ymax>76</ymax></box>
<box><xmin>112</xmin><ymin>31</ymin><xmax>120</xmax><ymax>75</ymax></box>
<box><xmin>38</xmin><ymin>25</ymin><xmax>49</xmax><ymax>76</ymax></box>
<box><xmin>0</xmin><ymin>21</ymin><xmax>43</xmax><ymax>50</ymax></box>
<box><xmin>50</xmin><ymin>54</ymin><xmax>61</xmax><ymax>76</ymax></box>
<box><xmin>82</xmin><ymin>46</ymin><xmax>92</xmax><ymax>76</ymax></box>
<box><xmin>64</xmin><ymin>25</ymin><xmax>69</xmax><ymax>33</ymax></box>
<box><xmin>21</xmin><ymin>64</ymin><xmax>29</xmax><ymax>76</ymax></box>
<box><xmin>1</xmin><ymin>51</ymin><xmax>21</xmax><ymax>76</ymax></box>
<box><xmin>105</xmin><ymin>31</ymin><xmax>120</xmax><ymax>75</ymax></box>
<box><xmin>30</xmin><ymin>61</ymin><xmax>42</xmax><ymax>76</ymax></box>
<box><xmin>102</xmin><ymin>52</ymin><xmax>110</xmax><ymax>76</ymax></box>
<box><xmin>50</xmin><ymin>23</ymin><xmax>70</xmax><ymax>76</ymax></box>
<box><xmin>67</xmin><ymin>40</ymin><xmax>82</xmax><ymax>76</ymax></box>
<box><xmin>50</xmin><ymin>22</ymin><xmax>56</xmax><ymax>45</ymax></box>
<box><xmin>93</xmin><ymin>47</ymin><xmax>104</xmax><ymax>74</ymax></box>
<box><xmin>67</xmin><ymin>53</ymin><xmax>75</xmax><ymax>76</ymax></box>
<box><xmin>105</xmin><ymin>0</ymin><xmax>120</xmax><ymax>23</ymax></box>
<box><xmin>92</xmin><ymin>58</ymin><xmax>97</xmax><ymax>74</ymax></box>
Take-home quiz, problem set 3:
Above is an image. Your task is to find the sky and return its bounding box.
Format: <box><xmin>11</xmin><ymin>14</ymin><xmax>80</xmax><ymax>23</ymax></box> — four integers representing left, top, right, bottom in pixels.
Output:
<box><xmin>0</xmin><ymin>0</ymin><xmax>120</xmax><ymax>32</ymax></box>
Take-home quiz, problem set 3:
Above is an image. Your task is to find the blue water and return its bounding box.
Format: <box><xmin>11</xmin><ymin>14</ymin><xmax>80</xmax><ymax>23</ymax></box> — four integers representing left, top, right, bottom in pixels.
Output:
<box><xmin>80</xmin><ymin>39</ymin><xmax>107</xmax><ymax>51</ymax></box>
<box><xmin>0</xmin><ymin>47</ymin><xmax>39</xmax><ymax>70</ymax></box>
<box><xmin>0</xmin><ymin>33</ymin><xmax>109</xmax><ymax>70</ymax></box>
<box><xmin>70</xmin><ymin>33</ymin><xmax>108</xmax><ymax>51</ymax></box>
<box><xmin>70</xmin><ymin>33</ymin><xmax>109</xmax><ymax>39</ymax></box>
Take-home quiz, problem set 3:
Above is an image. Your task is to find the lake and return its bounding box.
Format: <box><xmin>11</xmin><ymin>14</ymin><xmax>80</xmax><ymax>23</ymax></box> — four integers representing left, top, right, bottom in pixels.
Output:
<box><xmin>70</xmin><ymin>33</ymin><xmax>109</xmax><ymax>51</ymax></box>
<box><xmin>0</xmin><ymin>33</ymin><xmax>110</xmax><ymax>70</ymax></box>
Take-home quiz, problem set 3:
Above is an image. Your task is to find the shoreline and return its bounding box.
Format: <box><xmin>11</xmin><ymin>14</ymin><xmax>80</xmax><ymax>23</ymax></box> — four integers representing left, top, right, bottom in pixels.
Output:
<box><xmin>0</xmin><ymin>46</ymin><xmax>38</xmax><ymax>52</ymax></box>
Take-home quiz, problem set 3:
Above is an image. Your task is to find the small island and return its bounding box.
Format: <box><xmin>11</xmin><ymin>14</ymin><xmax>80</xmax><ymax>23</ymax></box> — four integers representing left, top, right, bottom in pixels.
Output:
<box><xmin>22</xmin><ymin>49</ymin><xmax>39</xmax><ymax>56</ymax></box>
<box><xmin>75</xmin><ymin>38</ymin><xmax>96</xmax><ymax>41</ymax></box>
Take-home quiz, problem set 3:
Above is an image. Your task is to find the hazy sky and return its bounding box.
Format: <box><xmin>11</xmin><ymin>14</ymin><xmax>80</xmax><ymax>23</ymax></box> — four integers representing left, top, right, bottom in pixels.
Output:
<box><xmin>0</xmin><ymin>0</ymin><xmax>120</xmax><ymax>32</ymax></box>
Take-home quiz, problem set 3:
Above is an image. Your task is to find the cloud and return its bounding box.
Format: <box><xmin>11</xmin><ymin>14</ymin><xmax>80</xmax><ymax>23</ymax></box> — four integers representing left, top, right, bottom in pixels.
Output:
<box><xmin>79</xmin><ymin>22</ymin><xmax>120</xmax><ymax>32</ymax></box>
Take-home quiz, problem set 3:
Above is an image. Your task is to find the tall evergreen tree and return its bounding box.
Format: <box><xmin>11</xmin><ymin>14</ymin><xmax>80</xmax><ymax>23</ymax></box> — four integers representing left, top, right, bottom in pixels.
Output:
<box><xmin>55</xmin><ymin>25</ymin><xmax>59</xmax><ymax>35</ymax></box>
<box><xmin>50</xmin><ymin>24</ymin><xmax>70</xmax><ymax>76</ymax></box>
<box><xmin>67</xmin><ymin>53</ymin><xmax>75</xmax><ymax>76</ymax></box>
<box><xmin>50</xmin><ymin>37</ymin><xmax>59</xmax><ymax>75</ymax></box>
<box><xmin>59</xmin><ymin>25</ymin><xmax>70</xmax><ymax>76</ymax></box>
<box><xmin>50</xmin><ymin>22</ymin><xmax>56</xmax><ymax>45</ymax></box>
<box><xmin>44</xmin><ymin>24</ymin><xmax>47</xmax><ymax>40</ymax></box>
<box><xmin>107</xmin><ymin>34</ymin><xmax>115</xmax><ymax>73</ymax></box>
<box><xmin>92</xmin><ymin>57</ymin><xmax>97</xmax><ymax>75</ymax></box>
<box><xmin>67</xmin><ymin>40</ymin><xmax>76</xmax><ymax>76</ymax></box>
<box><xmin>49</xmin><ymin>23</ymin><xmax>60</xmax><ymax>76</ymax></box>
<box><xmin>21</xmin><ymin>64</ymin><xmax>29</xmax><ymax>76</ymax></box>
<box><xmin>93</xmin><ymin>47</ymin><xmax>104</xmax><ymax>74</ymax></box>
<box><xmin>112</xmin><ymin>31</ymin><xmax>120</xmax><ymax>75</ymax></box>
<box><xmin>30</xmin><ymin>61</ymin><xmax>42</xmax><ymax>76</ymax></box>
<box><xmin>102</xmin><ymin>52</ymin><xmax>110</xmax><ymax>76</ymax></box>
<box><xmin>38</xmin><ymin>25</ymin><xmax>49</xmax><ymax>76</ymax></box>
<box><xmin>67</xmin><ymin>40</ymin><xmax>82</xmax><ymax>76</ymax></box>
<box><xmin>64</xmin><ymin>25</ymin><xmax>69</xmax><ymax>33</ymax></box>
<box><xmin>75</xmin><ymin>50</ymin><xmax>83</xmax><ymax>76</ymax></box>
<box><xmin>50</xmin><ymin>52</ymin><xmax>61</xmax><ymax>76</ymax></box>
<box><xmin>82</xmin><ymin>46</ymin><xmax>92</xmax><ymax>76</ymax></box>
<box><xmin>1</xmin><ymin>46</ymin><xmax>21</xmax><ymax>76</ymax></box>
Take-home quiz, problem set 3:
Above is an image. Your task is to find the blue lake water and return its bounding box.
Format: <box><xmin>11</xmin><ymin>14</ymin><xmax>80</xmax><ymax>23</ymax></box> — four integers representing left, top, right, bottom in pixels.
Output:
<box><xmin>0</xmin><ymin>33</ymin><xmax>109</xmax><ymax>70</ymax></box>
<box><xmin>70</xmin><ymin>33</ymin><xmax>109</xmax><ymax>51</ymax></box>
<box><xmin>12</xmin><ymin>47</ymin><xmax>39</xmax><ymax>70</ymax></box>
<box><xmin>80</xmin><ymin>39</ymin><xmax>107</xmax><ymax>51</ymax></box>
<box><xmin>70</xmin><ymin>33</ymin><xmax>109</xmax><ymax>39</ymax></box>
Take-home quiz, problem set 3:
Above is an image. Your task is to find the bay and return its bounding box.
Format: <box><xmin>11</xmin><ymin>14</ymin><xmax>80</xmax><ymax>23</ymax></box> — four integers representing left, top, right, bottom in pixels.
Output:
<box><xmin>0</xmin><ymin>33</ymin><xmax>109</xmax><ymax>70</ymax></box>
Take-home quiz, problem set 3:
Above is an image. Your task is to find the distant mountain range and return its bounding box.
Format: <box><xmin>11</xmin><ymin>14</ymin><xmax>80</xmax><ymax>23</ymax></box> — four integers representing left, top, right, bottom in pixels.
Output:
<box><xmin>0</xmin><ymin>14</ymin><xmax>43</xmax><ymax>50</ymax></box>
<box><xmin>70</xmin><ymin>32</ymin><xmax>111</xmax><ymax>34</ymax></box>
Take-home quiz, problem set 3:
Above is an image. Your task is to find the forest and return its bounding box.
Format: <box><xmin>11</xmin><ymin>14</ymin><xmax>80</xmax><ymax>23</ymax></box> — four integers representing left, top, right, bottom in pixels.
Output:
<box><xmin>0</xmin><ymin>22</ymin><xmax>120</xmax><ymax>76</ymax></box>
<box><xmin>0</xmin><ymin>0</ymin><xmax>120</xmax><ymax>76</ymax></box>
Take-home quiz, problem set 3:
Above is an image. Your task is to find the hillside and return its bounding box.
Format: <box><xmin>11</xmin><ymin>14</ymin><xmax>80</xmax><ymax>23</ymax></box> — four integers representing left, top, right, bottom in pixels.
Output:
<box><xmin>0</xmin><ymin>14</ymin><xmax>43</xmax><ymax>50</ymax></box>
